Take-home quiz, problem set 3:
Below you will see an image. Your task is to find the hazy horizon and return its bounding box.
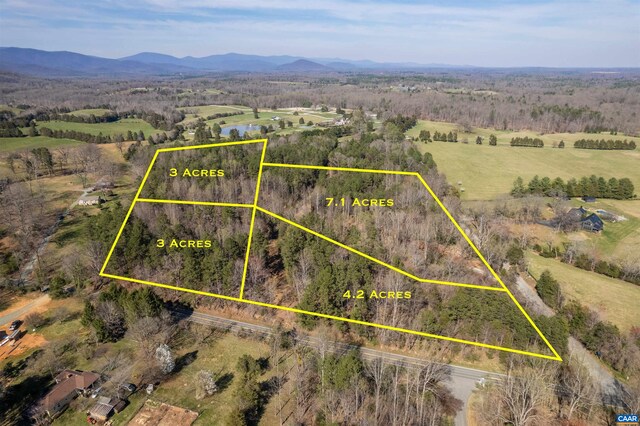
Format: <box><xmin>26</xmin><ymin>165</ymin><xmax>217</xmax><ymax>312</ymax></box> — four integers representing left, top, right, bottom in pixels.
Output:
<box><xmin>0</xmin><ymin>0</ymin><xmax>639</xmax><ymax>67</ymax></box>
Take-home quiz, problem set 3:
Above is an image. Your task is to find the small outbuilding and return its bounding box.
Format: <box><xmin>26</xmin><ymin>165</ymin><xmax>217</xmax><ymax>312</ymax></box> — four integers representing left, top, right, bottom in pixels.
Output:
<box><xmin>78</xmin><ymin>196</ymin><xmax>103</xmax><ymax>206</ymax></box>
<box><xmin>89</xmin><ymin>396</ymin><xmax>115</xmax><ymax>422</ymax></box>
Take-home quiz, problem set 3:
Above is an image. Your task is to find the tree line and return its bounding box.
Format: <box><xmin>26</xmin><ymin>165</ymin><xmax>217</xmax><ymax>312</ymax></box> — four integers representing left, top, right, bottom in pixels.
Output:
<box><xmin>81</xmin><ymin>283</ymin><xmax>164</xmax><ymax>342</ymax></box>
<box><xmin>47</xmin><ymin>111</ymin><xmax>119</xmax><ymax>123</ymax></box>
<box><xmin>510</xmin><ymin>136</ymin><xmax>544</xmax><ymax>147</ymax></box>
<box><xmin>533</xmin><ymin>243</ymin><xmax>640</xmax><ymax>286</ymax></box>
<box><xmin>383</xmin><ymin>114</ymin><xmax>417</xmax><ymax>132</ymax></box>
<box><xmin>511</xmin><ymin>174</ymin><xmax>635</xmax><ymax>199</ymax></box>
<box><xmin>535</xmin><ymin>270</ymin><xmax>635</xmax><ymax>374</ymax></box>
<box><xmin>573</xmin><ymin>138</ymin><xmax>636</xmax><ymax>150</ymax></box>
<box><xmin>1</xmin><ymin>107</ymin><xmax>184</xmax><ymax>132</ymax></box>
<box><xmin>204</xmin><ymin>111</ymin><xmax>244</xmax><ymax>120</ymax></box>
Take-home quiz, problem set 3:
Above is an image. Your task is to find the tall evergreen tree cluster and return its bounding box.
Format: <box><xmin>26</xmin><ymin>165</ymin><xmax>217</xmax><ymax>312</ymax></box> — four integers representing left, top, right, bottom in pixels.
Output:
<box><xmin>511</xmin><ymin>175</ymin><xmax>635</xmax><ymax>199</ymax></box>
<box><xmin>573</xmin><ymin>138</ymin><xmax>636</xmax><ymax>150</ymax></box>
<box><xmin>510</xmin><ymin>136</ymin><xmax>544</xmax><ymax>147</ymax></box>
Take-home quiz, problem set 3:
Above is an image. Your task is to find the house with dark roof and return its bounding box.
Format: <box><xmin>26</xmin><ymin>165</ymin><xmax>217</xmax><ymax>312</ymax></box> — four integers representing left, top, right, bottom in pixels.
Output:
<box><xmin>581</xmin><ymin>213</ymin><xmax>604</xmax><ymax>232</ymax></box>
<box><xmin>41</xmin><ymin>370</ymin><xmax>100</xmax><ymax>417</ymax></box>
<box><xmin>566</xmin><ymin>206</ymin><xmax>588</xmax><ymax>222</ymax></box>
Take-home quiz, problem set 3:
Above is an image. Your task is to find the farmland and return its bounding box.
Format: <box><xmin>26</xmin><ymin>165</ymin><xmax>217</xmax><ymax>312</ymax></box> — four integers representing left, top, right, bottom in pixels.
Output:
<box><xmin>33</xmin><ymin>118</ymin><xmax>160</xmax><ymax>138</ymax></box>
<box><xmin>525</xmin><ymin>252</ymin><xmax>640</xmax><ymax>332</ymax></box>
<box><xmin>180</xmin><ymin>104</ymin><xmax>342</xmax><ymax>139</ymax></box>
<box><xmin>0</xmin><ymin>135</ymin><xmax>82</xmax><ymax>153</ymax></box>
<box><xmin>410</xmin><ymin>121</ymin><xmax>640</xmax><ymax>200</ymax></box>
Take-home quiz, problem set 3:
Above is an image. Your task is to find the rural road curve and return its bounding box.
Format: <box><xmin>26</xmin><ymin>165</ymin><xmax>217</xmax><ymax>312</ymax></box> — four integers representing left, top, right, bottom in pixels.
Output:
<box><xmin>170</xmin><ymin>307</ymin><xmax>504</xmax><ymax>426</ymax></box>
<box><xmin>0</xmin><ymin>295</ymin><xmax>50</xmax><ymax>327</ymax></box>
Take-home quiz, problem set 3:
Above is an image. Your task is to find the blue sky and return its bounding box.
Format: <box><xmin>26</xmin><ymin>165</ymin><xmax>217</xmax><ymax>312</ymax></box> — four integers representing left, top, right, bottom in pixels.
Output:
<box><xmin>1</xmin><ymin>0</ymin><xmax>639</xmax><ymax>67</ymax></box>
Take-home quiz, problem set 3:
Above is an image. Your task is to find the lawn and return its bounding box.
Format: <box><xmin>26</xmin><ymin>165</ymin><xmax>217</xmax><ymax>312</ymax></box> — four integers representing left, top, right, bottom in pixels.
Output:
<box><xmin>563</xmin><ymin>199</ymin><xmax>640</xmax><ymax>259</ymax></box>
<box><xmin>0</xmin><ymin>136</ymin><xmax>83</xmax><ymax>153</ymax></box>
<box><xmin>33</xmin><ymin>119</ymin><xmax>161</xmax><ymax>138</ymax></box>
<box><xmin>410</xmin><ymin>123</ymin><xmax>640</xmax><ymax>200</ymax></box>
<box><xmin>53</xmin><ymin>331</ymin><xmax>281</xmax><ymax>426</ymax></box>
<box><xmin>525</xmin><ymin>252</ymin><xmax>640</xmax><ymax>332</ymax></box>
<box><xmin>149</xmin><ymin>332</ymin><xmax>274</xmax><ymax>425</ymax></box>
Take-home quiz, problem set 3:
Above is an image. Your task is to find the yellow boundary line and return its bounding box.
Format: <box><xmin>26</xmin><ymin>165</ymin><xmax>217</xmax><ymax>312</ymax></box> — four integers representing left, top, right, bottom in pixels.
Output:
<box><xmin>137</xmin><ymin>198</ymin><xmax>254</xmax><ymax>208</ymax></box>
<box><xmin>99</xmin><ymin>140</ymin><xmax>562</xmax><ymax>361</ymax></box>
<box><xmin>413</xmin><ymin>174</ymin><xmax>562</xmax><ymax>361</ymax></box>
<box><xmin>255</xmin><ymin>207</ymin><xmax>505</xmax><ymax>292</ymax></box>
<box><xmin>100</xmin><ymin>150</ymin><xmax>160</xmax><ymax>275</ymax></box>
<box><xmin>100</xmin><ymin>272</ymin><xmax>560</xmax><ymax>361</ymax></box>
<box><xmin>157</xmin><ymin>139</ymin><xmax>265</xmax><ymax>152</ymax></box>
<box><xmin>239</xmin><ymin>139</ymin><xmax>268</xmax><ymax>299</ymax></box>
<box><xmin>263</xmin><ymin>162</ymin><xmax>417</xmax><ymax>175</ymax></box>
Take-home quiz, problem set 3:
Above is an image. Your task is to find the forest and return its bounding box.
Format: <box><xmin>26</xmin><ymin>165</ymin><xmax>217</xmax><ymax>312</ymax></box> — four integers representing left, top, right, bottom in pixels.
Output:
<box><xmin>1</xmin><ymin>68</ymin><xmax>639</xmax><ymax>426</ymax></box>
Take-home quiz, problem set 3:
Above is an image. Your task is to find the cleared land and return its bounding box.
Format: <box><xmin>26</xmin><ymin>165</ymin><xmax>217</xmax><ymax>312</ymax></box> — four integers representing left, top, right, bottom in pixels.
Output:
<box><xmin>180</xmin><ymin>105</ymin><xmax>341</xmax><ymax>139</ymax></box>
<box><xmin>562</xmin><ymin>199</ymin><xmax>640</xmax><ymax>259</ymax></box>
<box><xmin>34</xmin><ymin>118</ymin><xmax>160</xmax><ymax>137</ymax></box>
<box><xmin>128</xmin><ymin>401</ymin><xmax>198</xmax><ymax>426</ymax></box>
<box><xmin>68</xmin><ymin>108</ymin><xmax>112</xmax><ymax>116</ymax></box>
<box><xmin>410</xmin><ymin>129</ymin><xmax>640</xmax><ymax>200</ymax></box>
<box><xmin>525</xmin><ymin>252</ymin><xmax>640</xmax><ymax>332</ymax></box>
<box><xmin>0</xmin><ymin>136</ymin><xmax>82</xmax><ymax>153</ymax></box>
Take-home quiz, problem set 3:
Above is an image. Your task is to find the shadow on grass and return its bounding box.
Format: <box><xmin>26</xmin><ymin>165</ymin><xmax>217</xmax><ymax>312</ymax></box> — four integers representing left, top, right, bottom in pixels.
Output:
<box><xmin>173</xmin><ymin>350</ymin><xmax>198</xmax><ymax>374</ymax></box>
<box><xmin>215</xmin><ymin>372</ymin><xmax>234</xmax><ymax>392</ymax></box>
<box><xmin>0</xmin><ymin>373</ymin><xmax>52</xmax><ymax>425</ymax></box>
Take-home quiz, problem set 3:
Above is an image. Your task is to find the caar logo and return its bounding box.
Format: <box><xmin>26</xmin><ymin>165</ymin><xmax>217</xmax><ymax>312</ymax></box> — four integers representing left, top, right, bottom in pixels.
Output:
<box><xmin>617</xmin><ymin>414</ymin><xmax>639</xmax><ymax>425</ymax></box>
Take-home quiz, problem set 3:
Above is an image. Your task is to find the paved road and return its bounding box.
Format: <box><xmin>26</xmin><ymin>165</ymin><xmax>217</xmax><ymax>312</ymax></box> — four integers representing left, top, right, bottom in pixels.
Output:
<box><xmin>0</xmin><ymin>295</ymin><xmax>50</xmax><ymax>327</ymax></box>
<box><xmin>170</xmin><ymin>308</ymin><xmax>504</xmax><ymax>425</ymax></box>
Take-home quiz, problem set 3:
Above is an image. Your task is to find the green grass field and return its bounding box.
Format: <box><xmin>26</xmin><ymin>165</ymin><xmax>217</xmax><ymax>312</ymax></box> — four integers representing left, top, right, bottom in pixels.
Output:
<box><xmin>180</xmin><ymin>105</ymin><xmax>340</xmax><ymax>141</ymax></box>
<box><xmin>52</xmin><ymin>332</ymin><xmax>278</xmax><ymax>426</ymax></box>
<box><xmin>179</xmin><ymin>104</ymin><xmax>252</xmax><ymax>124</ymax></box>
<box><xmin>68</xmin><ymin>108</ymin><xmax>112</xmax><ymax>116</ymax></box>
<box><xmin>0</xmin><ymin>136</ymin><xmax>83</xmax><ymax>153</ymax></box>
<box><xmin>410</xmin><ymin>121</ymin><xmax>640</xmax><ymax>200</ymax></box>
<box><xmin>0</xmin><ymin>104</ymin><xmax>23</xmax><ymax>114</ymax></box>
<box><xmin>562</xmin><ymin>199</ymin><xmax>640</xmax><ymax>259</ymax></box>
<box><xmin>34</xmin><ymin>118</ymin><xmax>160</xmax><ymax>138</ymax></box>
<box><xmin>526</xmin><ymin>252</ymin><xmax>640</xmax><ymax>332</ymax></box>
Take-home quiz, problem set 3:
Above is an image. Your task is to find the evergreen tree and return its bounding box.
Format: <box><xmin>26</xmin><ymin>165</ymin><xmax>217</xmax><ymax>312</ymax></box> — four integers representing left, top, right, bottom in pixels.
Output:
<box><xmin>229</xmin><ymin>128</ymin><xmax>241</xmax><ymax>141</ymax></box>
<box><xmin>193</xmin><ymin>120</ymin><xmax>208</xmax><ymax>143</ymax></box>
<box><xmin>28</xmin><ymin>121</ymin><xmax>38</xmax><ymax>137</ymax></box>
<box><xmin>536</xmin><ymin>270</ymin><xmax>562</xmax><ymax>310</ymax></box>
<box><xmin>511</xmin><ymin>177</ymin><xmax>526</xmax><ymax>197</ymax></box>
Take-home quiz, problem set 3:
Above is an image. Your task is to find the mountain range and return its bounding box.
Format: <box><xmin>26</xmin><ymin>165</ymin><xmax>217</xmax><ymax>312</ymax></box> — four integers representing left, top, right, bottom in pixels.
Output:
<box><xmin>0</xmin><ymin>47</ymin><xmax>468</xmax><ymax>77</ymax></box>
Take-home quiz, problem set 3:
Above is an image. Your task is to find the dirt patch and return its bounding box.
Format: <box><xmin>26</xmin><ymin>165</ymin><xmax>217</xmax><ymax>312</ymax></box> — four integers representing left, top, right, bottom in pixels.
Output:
<box><xmin>128</xmin><ymin>400</ymin><xmax>198</xmax><ymax>426</ymax></box>
<box><xmin>0</xmin><ymin>330</ymin><xmax>47</xmax><ymax>361</ymax></box>
<box><xmin>0</xmin><ymin>294</ymin><xmax>44</xmax><ymax>318</ymax></box>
